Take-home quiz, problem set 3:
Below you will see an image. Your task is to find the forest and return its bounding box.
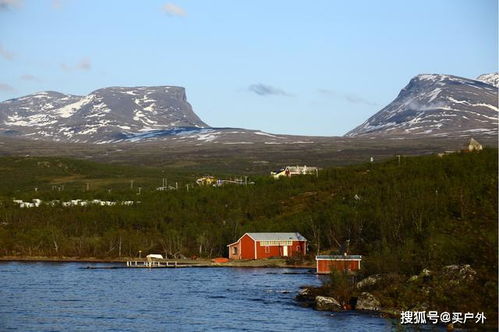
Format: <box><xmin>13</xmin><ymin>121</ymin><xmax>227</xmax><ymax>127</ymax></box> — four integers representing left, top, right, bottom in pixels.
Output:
<box><xmin>0</xmin><ymin>149</ymin><xmax>496</xmax><ymax>280</ymax></box>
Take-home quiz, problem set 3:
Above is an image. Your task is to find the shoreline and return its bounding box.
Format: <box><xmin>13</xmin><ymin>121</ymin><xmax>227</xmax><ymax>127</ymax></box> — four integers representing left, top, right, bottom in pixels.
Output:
<box><xmin>0</xmin><ymin>256</ymin><xmax>315</xmax><ymax>269</ymax></box>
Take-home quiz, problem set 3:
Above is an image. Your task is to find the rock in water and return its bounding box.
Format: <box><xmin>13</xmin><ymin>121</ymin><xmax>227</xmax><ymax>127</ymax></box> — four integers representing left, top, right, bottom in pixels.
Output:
<box><xmin>314</xmin><ymin>296</ymin><xmax>342</xmax><ymax>311</ymax></box>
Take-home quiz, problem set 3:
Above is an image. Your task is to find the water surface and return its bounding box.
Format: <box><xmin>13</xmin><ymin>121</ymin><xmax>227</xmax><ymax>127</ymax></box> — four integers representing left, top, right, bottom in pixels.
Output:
<box><xmin>0</xmin><ymin>262</ymin><xmax>393</xmax><ymax>331</ymax></box>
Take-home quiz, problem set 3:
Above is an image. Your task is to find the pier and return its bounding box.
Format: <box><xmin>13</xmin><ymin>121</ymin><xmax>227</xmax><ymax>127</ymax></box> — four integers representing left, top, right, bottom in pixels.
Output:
<box><xmin>126</xmin><ymin>260</ymin><xmax>182</xmax><ymax>268</ymax></box>
<box><xmin>83</xmin><ymin>260</ymin><xmax>195</xmax><ymax>270</ymax></box>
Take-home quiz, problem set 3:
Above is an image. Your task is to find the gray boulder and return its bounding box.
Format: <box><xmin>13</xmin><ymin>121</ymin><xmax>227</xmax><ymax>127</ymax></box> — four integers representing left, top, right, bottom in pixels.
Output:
<box><xmin>355</xmin><ymin>292</ymin><xmax>380</xmax><ymax>311</ymax></box>
<box><xmin>420</xmin><ymin>268</ymin><xmax>431</xmax><ymax>277</ymax></box>
<box><xmin>295</xmin><ymin>287</ymin><xmax>318</xmax><ymax>307</ymax></box>
<box><xmin>442</xmin><ymin>264</ymin><xmax>476</xmax><ymax>281</ymax></box>
<box><xmin>407</xmin><ymin>275</ymin><xmax>419</xmax><ymax>282</ymax></box>
<box><xmin>356</xmin><ymin>274</ymin><xmax>382</xmax><ymax>289</ymax></box>
<box><xmin>295</xmin><ymin>287</ymin><xmax>313</xmax><ymax>302</ymax></box>
<box><xmin>314</xmin><ymin>296</ymin><xmax>342</xmax><ymax>311</ymax></box>
<box><xmin>441</xmin><ymin>264</ymin><xmax>476</xmax><ymax>286</ymax></box>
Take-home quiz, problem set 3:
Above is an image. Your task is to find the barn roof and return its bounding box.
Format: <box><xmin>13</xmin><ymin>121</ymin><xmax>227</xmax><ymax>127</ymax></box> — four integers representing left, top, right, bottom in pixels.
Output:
<box><xmin>246</xmin><ymin>232</ymin><xmax>307</xmax><ymax>241</ymax></box>
<box><xmin>227</xmin><ymin>232</ymin><xmax>308</xmax><ymax>247</ymax></box>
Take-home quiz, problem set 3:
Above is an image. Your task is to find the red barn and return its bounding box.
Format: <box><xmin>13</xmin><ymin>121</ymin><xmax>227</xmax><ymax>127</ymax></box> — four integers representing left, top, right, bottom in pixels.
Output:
<box><xmin>227</xmin><ymin>233</ymin><xmax>307</xmax><ymax>260</ymax></box>
<box><xmin>316</xmin><ymin>255</ymin><xmax>362</xmax><ymax>274</ymax></box>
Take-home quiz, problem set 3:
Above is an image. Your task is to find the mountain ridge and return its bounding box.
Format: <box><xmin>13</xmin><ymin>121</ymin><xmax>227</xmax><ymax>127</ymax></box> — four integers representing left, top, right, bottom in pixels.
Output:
<box><xmin>345</xmin><ymin>73</ymin><xmax>498</xmax><ymax>137</ymax></box>
<box><xmin>0</xmin><ymin>72</ymin><xmax>497</xmax><ymax>143</ymax></box>
<box><xmin>0</xmin><ymin>86</ymin><xmax>208</xmax><ymax>143</ymax></box>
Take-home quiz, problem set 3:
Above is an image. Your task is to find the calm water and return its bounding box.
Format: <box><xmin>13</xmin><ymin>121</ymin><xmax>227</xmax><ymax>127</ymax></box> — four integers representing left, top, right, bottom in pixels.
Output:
<box><xmin>0</xmin><ymin>262</ymin><xmax>394</xmax><ymax>331</ymax></box>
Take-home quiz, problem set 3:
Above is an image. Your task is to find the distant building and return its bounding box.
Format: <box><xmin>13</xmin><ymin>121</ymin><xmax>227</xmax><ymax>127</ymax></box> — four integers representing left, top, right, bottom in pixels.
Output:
<box><xmin>196</xmin><ymin>176</ymin><xmax>217</xmax><ymax>186</ymax></box>
<box><xmin>271</xmin><ymin>165</ymin><xmax>318</xmax><ymax>179</ymax></box>
<box><xmin>196</xmin><ymin>176</ymin><xmax>253</xmax><ymax>187</ymax></box>
<box><xmin>316</xmin><ymin>255</ymin><xmax>362</xmax><ymax>274</ymax></box>
<box><xmin>227</xmin><ymin>232</ymin><xmax>307</xmax><ymax>260</ymax></box>
<box><xmin>464</xmin><ymin>138</ymin><xmax>483</xmax><ymax>152</ymax></box>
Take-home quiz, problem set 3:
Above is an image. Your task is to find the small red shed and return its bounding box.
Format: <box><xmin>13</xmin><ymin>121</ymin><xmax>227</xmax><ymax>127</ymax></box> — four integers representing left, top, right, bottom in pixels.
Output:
<box><xmin>316</xmin><ymin>255</ymin><xmax>362</xmax><ymax>274</ymax></box>
<box><xmin>227</xmin><ymin>232</ymin><xmax>307</xmax><ymax>260</ymax></box>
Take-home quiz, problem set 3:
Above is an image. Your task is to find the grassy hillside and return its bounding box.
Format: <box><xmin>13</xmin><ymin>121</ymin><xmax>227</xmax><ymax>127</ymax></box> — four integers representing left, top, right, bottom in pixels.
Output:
<box><xmin>0</xmin><ymin>156</ymin><xmax>209</xmax><ymax>197</ymax></box>
<box><xmin>1</xmin><ymin>134</ymin><xmax>497</xmax><ymax>174</ymax></box>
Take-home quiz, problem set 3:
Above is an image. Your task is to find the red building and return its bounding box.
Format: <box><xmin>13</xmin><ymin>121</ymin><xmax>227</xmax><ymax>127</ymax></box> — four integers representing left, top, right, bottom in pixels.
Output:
<box><xmin>316</xmin><ymin>255</ymin><xmax>362</xmax><ymax>274</ymax></box>
<box><xmin>227</xmin><ymin>233</ymin><xmax>307</xmax><ymax>260</ymax></box>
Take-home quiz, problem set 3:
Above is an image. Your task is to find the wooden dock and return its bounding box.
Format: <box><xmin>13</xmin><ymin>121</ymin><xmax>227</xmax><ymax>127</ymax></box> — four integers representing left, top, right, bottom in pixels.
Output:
<box><xmin>125</xmin><ymin>260</ymin><xmax>185</xmax><ymax>268</ymax></box>
<box><xmin>83</xmin><ymin>260</ymin><xmax>195</xmax><ymax>270</ymax></box>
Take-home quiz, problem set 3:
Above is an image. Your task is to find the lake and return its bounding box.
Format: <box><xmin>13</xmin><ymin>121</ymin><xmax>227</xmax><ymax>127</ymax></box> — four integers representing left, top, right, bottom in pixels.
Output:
<box><xmin>0</xmin><ymin>262</ymin><xmax>393</xmax><ymax>331</ymax></box>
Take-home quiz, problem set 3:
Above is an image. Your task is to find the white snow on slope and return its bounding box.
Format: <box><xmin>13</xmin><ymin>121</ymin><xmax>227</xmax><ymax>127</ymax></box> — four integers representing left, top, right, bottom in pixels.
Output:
<box><xmin>476</xmin><ymin>72</ymin><xmax>499</xmax><ymax>88</ymax></box>
<box><xmin>54</xmin><ymin>95</ymin><xmax>94</xmax><ymax>118</ymax></box>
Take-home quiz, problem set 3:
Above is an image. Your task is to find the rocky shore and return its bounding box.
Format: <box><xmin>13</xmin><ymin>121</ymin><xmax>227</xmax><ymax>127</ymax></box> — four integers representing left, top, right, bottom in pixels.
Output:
<box><xmin>296</xmin><ymin>265</ymin><xmax>496</xmax><ymax>330</ymax></box>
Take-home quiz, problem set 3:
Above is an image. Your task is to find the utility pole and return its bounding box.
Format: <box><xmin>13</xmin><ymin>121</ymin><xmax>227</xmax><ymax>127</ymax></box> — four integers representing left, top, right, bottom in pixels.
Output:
<box><xmin>130</xmin><ymin>180</ymin><xmax>134</xmax><ymax>190</ymax></box>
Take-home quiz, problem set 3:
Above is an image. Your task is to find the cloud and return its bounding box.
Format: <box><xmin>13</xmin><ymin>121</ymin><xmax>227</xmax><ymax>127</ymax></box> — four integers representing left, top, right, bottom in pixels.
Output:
<box><xmin>406</xmin><ymin>99</ymin><xmax>446</xmax><ymax>112</ymax></box>
<box><xmin>51</xmin><ymin>0</ymin><xmax>62</xmax><ymax>9</ymax></box>
<box><xmin>0</xmin><ymin>83</ymin><xmax>15</xmax><ymax>92</ymax></box>
<box><xmin>318</xmin><ymin>89</ymin><xmax>377</xmax><ymax>106</ymax></box>
<box><xmin>76</xmin><ymin>57</ymin><xmax>91</xmax><ymax>70</ymax></box>
<box><xmin>0</xmin><ymin>45</ymin><xmax>14</xmax><ymax>60</ymax></box>
<box><xmin>20</xmin><ymin>74</ymin><xmax>41</xmax><ymax>82</ymax></box>
<box><xmin>162</xmin><ymin>3</ymin><xmax>186</xmax><ymax>16</ymax></box>
<box><xmin>60</xmin><ymin>63</ymin><xmax>70</xmax><ymax>71</ymax></box>
<box><xmin>61</xmin><ymin>57</ymin><xmax>92</xmax><ymax>72</ymax></box>
<box><xmin>344</xmin><ymin>94</ymin><xmax>377</xmax><ymax>106</ymax></box>
<box><xmin>248</xmin><ymin>84</ymin><xmax>292</xmax><ymax>97</ymax></box>
<box><xmin>0</xmin><ymin>0</ymin><xmax>22</xmax><ymax>10</ymax></box>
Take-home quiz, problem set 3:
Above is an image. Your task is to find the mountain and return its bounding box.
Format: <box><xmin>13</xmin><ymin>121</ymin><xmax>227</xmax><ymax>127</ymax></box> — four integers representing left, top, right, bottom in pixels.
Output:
<box><xmin>476</xmin><ymin>72</ymin><xmax>499</xmax><ymax>88</ymax></box>
<box><xmin>1</xmin><ymin>73</ymin><xmax>498</xmax><ymax>144</ymax></box>
<box><xmin>346</xmin><ymin>73</ymin><xmax>498</xmax><ymax>137</ymax></box>
<box><xmin>0</xmin><ymin>86</ymin><xmax>208</xmax><ymax>143</ymax></box>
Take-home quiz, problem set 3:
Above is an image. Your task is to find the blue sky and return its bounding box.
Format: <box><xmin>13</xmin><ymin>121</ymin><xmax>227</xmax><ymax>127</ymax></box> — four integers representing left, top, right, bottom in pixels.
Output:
<box><xmin>0</xmin><ymin>0</ymin><xmax>497</xmax><ymax>136</ymax></box>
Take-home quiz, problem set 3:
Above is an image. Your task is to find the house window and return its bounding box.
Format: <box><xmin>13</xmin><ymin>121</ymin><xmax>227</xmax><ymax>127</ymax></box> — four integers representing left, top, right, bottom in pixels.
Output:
<box><xmin>296</xmin><ymin>245</ymin><xmax>300</xmax><ymax>252</ymax></box>
<box><xmin>232</xmin><ymin>247</ymin><xmax>238</xmax><ymax>255</ymax></box>
<box><xmin>265</xmin><ymin>246</ymin><xmax>270</xmax><ymax>253</ymax></box>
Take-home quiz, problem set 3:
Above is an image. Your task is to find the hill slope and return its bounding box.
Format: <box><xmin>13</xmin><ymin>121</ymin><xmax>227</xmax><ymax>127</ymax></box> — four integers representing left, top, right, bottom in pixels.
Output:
<box><xmin>346</xmin><ymin>73</ymin><xmax>498</xmax><ymax>137</ymax></box>
<box><xmin>0</xmin><ymin>86</ymin><xmax>208</xmax><ymax>143</ymax></box>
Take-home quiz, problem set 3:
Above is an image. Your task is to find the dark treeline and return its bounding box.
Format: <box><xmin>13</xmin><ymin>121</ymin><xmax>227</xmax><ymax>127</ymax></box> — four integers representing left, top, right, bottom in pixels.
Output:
<box><xmin>0</xmin><ymin>150</ymin><xmax>496</xmax><ymax>278</ymax></box>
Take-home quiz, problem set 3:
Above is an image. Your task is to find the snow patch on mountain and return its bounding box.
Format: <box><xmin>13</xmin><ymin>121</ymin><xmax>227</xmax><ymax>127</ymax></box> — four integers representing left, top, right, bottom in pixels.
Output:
<box><xmin>476</xmin><ymin>72</ymin><xmax>499</xmax><ymax>88</ymax></box>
